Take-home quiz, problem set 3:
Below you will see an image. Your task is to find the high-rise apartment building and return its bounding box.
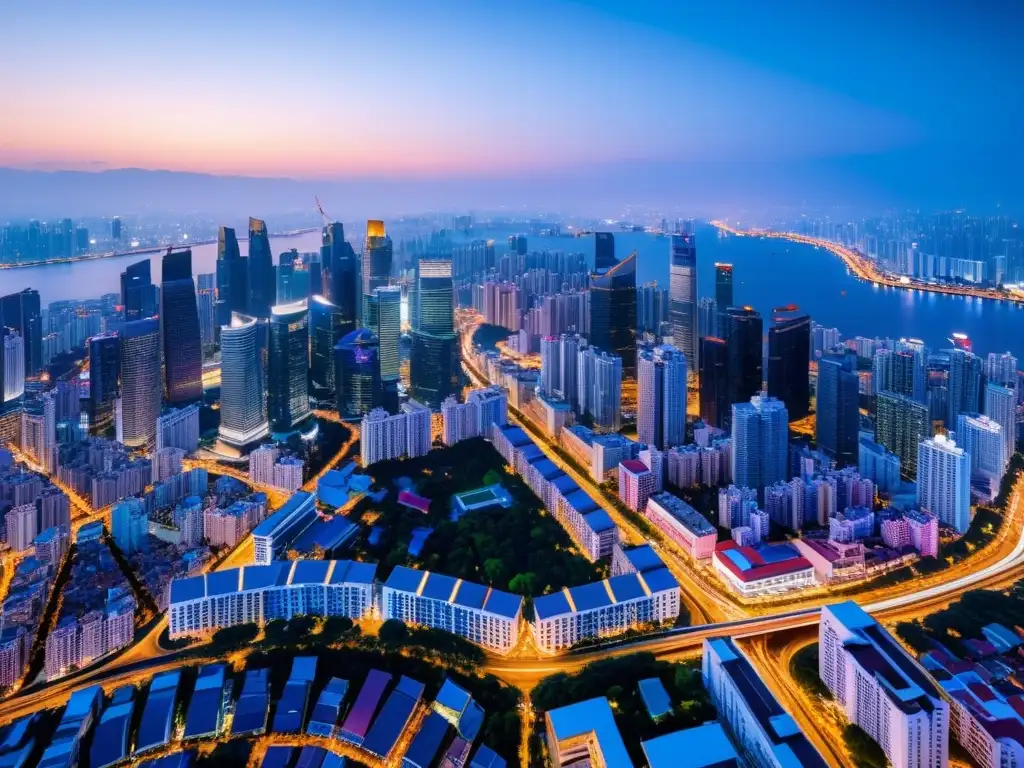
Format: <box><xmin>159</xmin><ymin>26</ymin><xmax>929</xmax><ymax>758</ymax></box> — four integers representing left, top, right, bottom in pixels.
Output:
<box><xmin>247</xmin><ymin>217</ymin><xmax>275</xmax><ymax>319</ymax></box>
<box><xmin>156</xmin><ymin>404</ymin><xmax>200</xmax><ymax>455</ymax></box>
<box><xmin>956</xmin><ymin>413</ymin><xmax>1005</xmax><ymax>495</ymax></box>
<box><xmin>637</xmin><ymin>344</ymin><xmax>687</xmax><ymax>450</ymax></box>
<box><xmin>767</xmin><ymin>314</ymin><xmax>811</xmax><ymax>420</ymax></box>
<box><xmin>268</xmin><ymin>301</ymin><xmax>310</xmax><ymax>434</ymax></box>
<box><xmin>411</xmin><ymin>259</ymin><xmax>459</xmax><ymax>408</ymax></box>
<box><xmin>668</xmin><ymin>233</ymin><xmax>698</xmax><ymax>369</ymax></box>
<box><xmin>578</xmin><ymin>347</ymin><xmax>622</xmax><ymax>430</ymax></box>
<box><xmin>0</xmin><ymin>289</ymin><xmax>42</xmax><ymax>376</ymax></box>
<box><xmin>636</xmin><ymin>283</ymin><xmax>667</xmax><ymax>335</ymax></box>
<box><xmin>219</xmin><ymin>313</ymin><xmax>268</xmax><ymax>447</ymax></box>
<box><xmin>589</xmin><ymin>252</ymin><xmax>637</xmax><ymax>377</ymax></box>
<box><xmin>917</xmin><ymin>434</ymin><xmax>971</xmax><ymax>534</ymax></box>
<box><xmin>111</xmin><ymin>497</ymin><xmax>148</xmax><ymax>555</ymax></box>
<box><xmin>876</xmin><ymin>391</ymin><xmax>930</xmax><ymax>479</ymax></box>
<box><xmin>21</xmin><ymin>393</ymin><xmax>56</xmax><ymax>472</ymax></box>
<box><xmin>731</xmin><ymin>394</ymin><xmax>789</xmax><ymax>499</ymax></box>
<box><xmin>984</xmin><ymin>382</ymin><xmax>1016</xmax><ymax>467</ymax></box>
<box><xmin>119</xmin><ymin>318</ymin><xmax>162</xmax><ymax>451</ymax></box>
<box><xmin>819</xmin><ymin>602</ymin><xmax>948</xmax><ymax>768</ymax></box>
<box><xmin>360</xmin><ymin>400</ymin><xmax>432</xmax><ymax>466</ymax></box>
<box><xmin>816</xmin><ymin>353</ymin><xmax>860</xmax><ymax>467</ymax></box>
<box><xmin>160</xmin><ymin>249</ymin><xmax>203</xmax><ymax>404</ymax></box>
<box><xmin>334</xmin><ymin>329</ymin><xmax>381</xmax><ymax>420</ymax></box>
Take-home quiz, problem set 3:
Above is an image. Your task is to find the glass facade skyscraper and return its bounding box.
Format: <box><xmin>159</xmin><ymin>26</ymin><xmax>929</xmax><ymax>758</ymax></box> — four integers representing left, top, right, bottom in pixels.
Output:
<box><xmin>247</xmin><ymin>217</ymin><xmax>275</xmax><ymax>319</ymax></box>
<box><xmin>767</xmin><ymin>313</ymin><xmax>811</xmax><ymax>421</ymax></box>
<box><xmin>321</xmin><ymin>222</ymin><xmax>358</xmax><ymax>330</ymax></box>
<box><xmin>876</xmin><ymin>390</ymin><xmax>929</xmax><ymax>479</ymax></box>
<box><xmin>160</xmin><ymin>249</ymin><xmax>203</xmax><ymax>404</ymax></box>
<box><xmin>216</xmin><ymin>226</ymin><xmax>248</xmax><ymax>329</ymax></box>
<box><xmin>309</xmin><ymin>295</ymin><xmax>349</xmax><ymax>403</ymax></box>
<box><xmin>334</xmin><ymin>329</ymin><xmax>381</xmax><ymax>420</ymax></box>
<box><xmin>699</xmin><ymin>336</ymin><xmax>729</xmax><ymax>430</ymax></box>
<box><xmin>816</xmin><ymin>353</ymin><xmax>860</xmax><ymax>467</ymax></box>
<box><xmin>363</xmin><ymin>220</ymin><xmax>393</xmax><ymax>299</ymax></box>
<box><xmin>219</xmin><ymin>312</ymin><xmax>269</xmax><ymax>447</ymax></box>
<box><xmin>268</xmin><ymin>300</ymin><xmax>310</xmax><ymax>433</ymax></box>
<box><xmin>594</xmin><ymin>232</ymin><xmax>616</xmax><ymax>272</ymax></box>
<box><xmin>731</xmin><ymin>394</ymin><xmax>789</xmax><ymax>501</ymax></box>
<box><xmin>410</xmin><ymin>259</ymin><xmax>459</xmax><ymax>408</ymax></box>
<box><xmin>119</xmin><ymin>317</ymin><xmax>162</xmax><ymax>451</ymax></box>
<box><xmin>120</xmin><ymin>259</ymin><xmax>157</xmax><ymax>321</ymax></box>
<box><xmin>714</xmin><ymin>262</ymin><xmax>733</xmax><ymax>340</ymax></box>
<box><xmin>668</xmin><ymin>233</ymin><xmax>698</xmax><ymax>370</ymax></box>
<box><xmin>0</xmin><ymin>288</ymin><xmax>42</xmax><ymax>376</ymax></box>
<box><xmin>366</xmin><ymin>286</ymin><xmax>401</xmax><ymax>412</ymax></box>
<box><xmin>589</xmin><ymin>251</ymin><xmax>638</xmax><ymax>377</ymax></box>
<box><xmin>88</xmin><ymin>331</ymin><xmax>120</xmax><ymax>435</ymax></box>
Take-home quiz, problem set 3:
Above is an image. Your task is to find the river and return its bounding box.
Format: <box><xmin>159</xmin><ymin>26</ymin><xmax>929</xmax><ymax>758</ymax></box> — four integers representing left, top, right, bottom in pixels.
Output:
<box><xmin>3</xmin><ymin>224</ymin><xmax>1022</xmax><ymax>360</ymax></box>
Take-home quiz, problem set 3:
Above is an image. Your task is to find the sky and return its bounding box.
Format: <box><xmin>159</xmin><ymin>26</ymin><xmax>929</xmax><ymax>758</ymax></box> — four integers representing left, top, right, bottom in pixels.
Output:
<box><xmin>1</xmin><ymin>1</ymin><xmax>1021</xmax><ymax>213</ymax></box>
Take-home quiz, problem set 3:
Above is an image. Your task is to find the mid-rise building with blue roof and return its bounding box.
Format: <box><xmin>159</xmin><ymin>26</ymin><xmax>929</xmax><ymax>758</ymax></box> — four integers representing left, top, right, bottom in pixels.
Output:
<box><xmin>168</xmin><ymin>559</ymin><xmax>376</xmax><ymax>639</ymax></box>
<box><xmin>381</xmin><ymin>566</ymin><xmax>523</xmax><ymax>654</ymax></box>
<box><xmin>545</xmin><ymin>697</ymin><xmax>632</xmax><ymax>768</ymax></box>
<box><xmin>532</xmin><ymin>566</ymin><xmax>680</xmax><ymax>653</ymax></box>
<box><xmin>307</xmin><ymin>677</ymin><xmax>349</xmax><ymax>738</ymax></box>
<box><xmin>90</xmin><ymin>686</ymin><xmax>135</xmax><ymax>768</ymax></box>
<box><xmin>135</xmin><ymin>670</ymin><xmax>181</xmax><ymax>755</ymax></box>
<box><xmin>183</xmin><ymin>663</ymin><xmax>228</xmax><ymax>740</ymax></box>
<box><xmin>252</xmin><ymin>490</ymin><xmax>318</xmax><ymax>564</ymax></box>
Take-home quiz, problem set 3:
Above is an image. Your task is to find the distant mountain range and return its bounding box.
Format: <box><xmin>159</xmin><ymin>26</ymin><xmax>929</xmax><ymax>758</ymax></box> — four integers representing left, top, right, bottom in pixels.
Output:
<box><xmin>1</xmin><ymin>148</ymin><xmax>1020</xmax><ymax>220</ymax></box>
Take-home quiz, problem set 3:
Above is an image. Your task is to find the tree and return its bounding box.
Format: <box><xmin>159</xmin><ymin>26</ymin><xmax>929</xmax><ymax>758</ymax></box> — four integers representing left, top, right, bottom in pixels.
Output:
<box><xmin>482</xmin><ymin>469</ymin><xmax>503</xmax><ymax>487</ymax></box>
<box><xmin>379</xmin><ymin>619</ymin><xmax>409</xmax><ymax>646</ymax></box>
<box><xmin>843</xmin><ymin>725</ymin><xmax>886</xmax><ymax>768</ymax></box>
<box><xmin>508</xmin><ymin>572</ymin><xmax>539</xmax><ymax>596</ymax></box>
<box><xmin>483</xmin><ymin>557</ymin><xmax>506</xmax><ymax>585</ymax></box>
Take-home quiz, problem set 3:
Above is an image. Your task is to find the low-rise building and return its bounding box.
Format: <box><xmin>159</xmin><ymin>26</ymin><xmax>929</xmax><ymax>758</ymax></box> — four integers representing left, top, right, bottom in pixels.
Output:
<box><xmin>712</xmin><ymin>541</ymin><xmax>816</xmax><ymax>598</ymax></box>
<box><xmin>252</xmin><ymin>491</ymin><xmax>317</xmax><ymax>565</ymax></box>
<box><xmin>544</xmin><ymin>697</ymin><xmax>632</xmax><ymax>768</ymax></box>
<box><xmin>644</xmin><ymin>491</ymin><xmax>717</xmax><ymax>560</ymax></box>
<box><xmin>558</xmin><ymin>425</ymin><xmax>640</xmax><ymax>482</ymax></box>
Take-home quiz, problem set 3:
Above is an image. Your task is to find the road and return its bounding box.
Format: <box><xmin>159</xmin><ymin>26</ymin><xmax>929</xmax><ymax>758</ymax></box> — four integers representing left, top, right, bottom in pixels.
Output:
<box><xmin>711</xmin><ymin>219</ymin><xmax>1024</xmax><ymax>304</ymax></box>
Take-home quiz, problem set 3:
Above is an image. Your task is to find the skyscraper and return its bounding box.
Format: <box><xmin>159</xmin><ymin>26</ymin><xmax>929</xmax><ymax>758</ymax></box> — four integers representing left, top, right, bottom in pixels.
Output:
<box><xmin>160</xmin><ymin>249</ymin><xmax>203</xmax><ymax>404</ymax></box>
<box><xmin>816</xmin><ymin>353</ymin><xmax>860</xmax><ymax>467</ymax></box>
<box><xmin>0</xmin><ymin>288</ymin><xmax>41</xmax><ymax>376</ymax></box>
<box><xmin>767</xmin><ymin>314</ymin><xmax>811</xmax><ymax>420</ymax></box>
<box><xmin>984</xmin><ymin>382</ymin><xmax>1016</xmax><ymax>467</ymax></box>
<box><xmin>111</xmin><ymin>497</ymin><xmax>147</xmax><ymax>555</ymax></box>
<box><xmin>637</xmin><ymin>283</ymin><xmax>667</xmax><ymax>335</ymax></box>
<box><xmin>589</xmin><ymin>251</ymin><xmax>638</xmax><ymax>376</ymax></box>
<box><xmin>637</xmin><ymin>344</ymin><xmax>688</xmax><ymax>450</ymax></box>
<box><xmin>1</xmin><ymin>332</ymin><xmax>25</xmax><ymax>408</ymax></box>
<box><xmin>699</xmin><ymin>336</ymin><xmax>729</xmax><ymax>429</ymax></box>
<box><xmin>322</xmin><ymin>222</ymin><xmax>358</xmax><ymax>330</ymax></box>
<box><xmin>668</xmin><ymin>233</ymin><xmax>698</xmax><ymax>369</ymax></box>
<box><xmin>956</xmin><ymin>413</ymin><xmax>1005</xmax><ymax>488</ymax></box>
<box><xmin>367</xmin><ymin>286</ymin><xmax>401</xmax><ymax>412</ymax></box>
<box><xmin>411</xmin><ymin>259</ymin><xmax>459</xmax><ymax>408</ymax></box>
<box><xmin>88</xmin><ymin>332</ymin><xmax>120</xmax><ymax>435</ymax></box>
<box><xmin>876</xmin><ymin>391</ymin><xmax>929</xmax><ymax>479</ymax></box>
<box><xmin>334</xmin><ymin>329</ymin><xmax>381</xmax><ymax>420</ymax></box>
<box><xmin>119</xmin><ymin>318</ymin><xmax>162</xmax><ymax>451</ymax></box>
<box><xmin>309</xmin><ymin>295</ymin><xmax>348</xmax><ymax>403</ymax></box>
<box><xmin>247</xmin><ymin>217</ymin><xmax>275</xmax><ymax>318</ymax></box>
<box><xmin>714</xmin><ymin>263</ymin><xmax>733</xmax><ymax>338</ymax></box>
<box><xmin>120</xmin><ymin>259</ymin><xmax>157</xmax><ymax>321</ymax></box>
<box><xmin>219</xmin><ymin>313</ymin><xmax>269</xmax><ymax>448</ymax></box>
<box><xmin>731</xmin><ymin>394</ymin><xmax>789</xmax><ymax>499</ymax></box>
<box><xmin>594</xmin><ymin>232</ymin><xmax>616</xmax><ymax>272</ymax></box>
<box><xmin>946</xmin><ymin>348</ymin><xmax>984</xmax><ymax>429</ymax></box>
<box><xmin>363</xmin><ymin>220</ymin><xmax>393</xmax><ymax>299</ymax></box>
<box><xmin>917</xmin><ymin>434</ymin><xmax>971</xmax><ymax>534</ymax></box>
<box><xmin>215</xmin><ymin>226</ymin><xmax>248</xmax><ymax>329</ymax></box>
<box><xmin>578</xmin><ymin>347</ymin><xmax>622</xmax><ymax>430</ymax></box>
<box><xmin>723</xmin><ymin>306</ymin><xmax>763</xmax><ymax>415</ymax></box>
<box><xmin>268</xmin><ymin>301</ymin><xmax>311</xmax><ymax>433</ymax></box>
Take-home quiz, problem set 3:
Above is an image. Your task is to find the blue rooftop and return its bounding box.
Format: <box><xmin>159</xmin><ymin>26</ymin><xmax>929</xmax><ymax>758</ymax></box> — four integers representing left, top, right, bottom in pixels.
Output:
<box><xmin>570</xmin><ymin>581</ymin><xmax>613</xmax><ymax>612</ymax></box>
<box><xmin>638</xmin><ymin>678</ymin><xmax>673</xmax><ymax>720</ymax></box>
<box><xmin>639</xmin><ymin>567</ymin><xmax>679</xmax><ymax>595</ymax></box>
<box><xmin>584</xmin><ymin>509</ymin><xmax>616</xmax><ymax>533</ymax></box>
<box><xmin>451</xmin><ymin>580</ymin><xmax>488</xmax><ymax>610</ymax></box>
<box><xmin>551</xmin><ymin>475</ymin><xmax>579</xmax><ymax>495</ymax></box>
<box><xmin>753</xmin><ymin>542</ymin><xmax>800</xmax><ymax>564</ymax></box>
<box><xmin>546</xmin><ymin>697</ymin><xmax>631</xmax><ymax>768</ymax></box>
<box><xmin>291</xmin><ymin>559</ymin><xmax>332</xmax><ymax>585</ymax></box>
<box><xmin>206</xmin><ymin>569</ymin><xmax>239</xmax><ymax>596</ymax></box>
<box><xmin>136</xmin><ymin>670</ymin><xmax>181</xmax><ymax>754</ymax></box>
<box><xmin>482</xmin><ymin>588</ymin><xmax>523</xmax><ymax>620</ymax></box>
<box><xmin>643</xmin><ymin>723</ymin><xmax>738</xmax><ymax>768</ymax></box>
<box><xmin>422</xmin><ymin>572</ymin><xmax>458</xmax><ymax>602</ymax></box>
<box><xmin>533</xmin><ymin>590</ymin><xmax>573</xmax><ymax>620</ymax></box>
<box><xmin>530</xmin><ymin>458</ymin><xmax>562</xmax><ymax>479</ymax></box>
<box><xmin>622</xmin><ymin>544</ymin><xmax>665</xmax><ymax>573</ymax></box>
<box><xmin>607</xmin><ymin>573</ymin><xmax>647</xmax><ymax>603</ymax></box>
<box><xmin>252</xmin><ymin>491</ymin><xmax>315</xmax><ymax>538</ymax></box>
<box><xmin>564</xmin><ymin>489</ymin><xmax>599</xmax><ymax>514</ymax></box>
<box><xmin>260</xmin><ymin>746</ymin><xmax>294</xmax><ymax>768</ymax></box>
<box><xmin>518</xmin><ymin>444</ymin><xmax>545</xmax><ymax>463</ymax></box>
<box><xmin>384</xmin><ymin>565</ymin><xmax>427</xmax><ymax>593</ymax></box>
<box><xmin>498</xmin><ymin>426</ymin><xmax>531</xmax><ymax>447</ymax></box>
<box><xmin>184</xmin><ymin>664</ymin><xmax>226</xmax><ymax>740</ymax></box>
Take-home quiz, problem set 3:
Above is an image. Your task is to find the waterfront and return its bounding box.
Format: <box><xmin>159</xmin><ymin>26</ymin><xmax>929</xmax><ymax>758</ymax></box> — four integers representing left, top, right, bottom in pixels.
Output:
<box><xmin>5</xmin><ymin>223</ymin><xmax>1024</xmax><ymax>359</ymax></box>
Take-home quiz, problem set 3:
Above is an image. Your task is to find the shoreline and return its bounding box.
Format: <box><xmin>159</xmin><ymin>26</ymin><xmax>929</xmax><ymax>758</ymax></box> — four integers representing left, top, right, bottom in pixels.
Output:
<box><xmin>0</xmin><ymin>226</ymin><xmax>321</xmax><ymax>270</ymax></box>
<box><xmin>710</xmin><ymin>219</ymin><xmax>1024</xmax><ymax>306</ymax></box>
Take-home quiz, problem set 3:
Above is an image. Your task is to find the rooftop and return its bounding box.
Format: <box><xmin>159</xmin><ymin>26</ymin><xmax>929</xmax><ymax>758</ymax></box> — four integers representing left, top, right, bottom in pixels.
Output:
<box><xmin>546</xmin><ymin>697</ymin><xmax>632</xmax><ymax>768</ymax></box>
<box><xmin>619</xmin><ymin>459</ymin><xmax>650</xmax><ymax>475</ymax></box>
<box><xmin>642</xmin><ymin>723</ymin><xmax>739</xmax><ymax>768</ymax></box>
<box><xmin>648</xmin><ymin>492</ymin><xmax>716</xmax><ymax>536</ymax></box>
<box><xmin>533</xmin><ymin>568</ymin><xmax>677</xmax><ymax>620</ymax></box>
<box><xmin>169</xmin><ymin>560</ymin><xmax>377</xmax><ymax>604</ymax></box>
<box><xmin>383</xmin><ymin>566</ymin><xmax>523</xmax><ymax>619</ymax></box>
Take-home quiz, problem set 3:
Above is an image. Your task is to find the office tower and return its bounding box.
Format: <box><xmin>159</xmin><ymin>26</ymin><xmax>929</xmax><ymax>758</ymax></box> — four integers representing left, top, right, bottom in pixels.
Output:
<box><xmin>668</xmin><ymin>233</ymin><xmax>698</xmax><ymax>369</ymax></box>
<box><xmin>215</xmin><ymin>226</ymin><xmax>248</xmax><ymax>329</ymax></box>
<box><xmin>196</xmin><ymin>286</ymin><xmax>216</xmax><ymax>349</ymax></box>
<box><xmin>411</xmin><ymin>259</ymin><xmax>459</xmax><ymax>408</ymax></box>
<box><xmin>767</xmin><ymin>314</ymin><xmax>811</xmax><ymax>420</ymax></box>
<box><xmin>160</xmin><ymin>249</ymin><xmax>203</xmax><ymax>404</ymax></box>
<box><xmin>697</xmin><ymin>297</ymin><xmax>717</xmax><ymax>340</ymax></box>
<box><xmin>637</xmin><ymin>344</ymin><xmax>687</xmax><ymax>450</ymax></box>
<box><xmin>120</xmin><ymin>259</ymin><xmax>157</xmax><ymax>321</ymax></box>
<box><xmin>957</xmin><ymin>413</ymin><xmax>1005</xmax><ymax>492</ymax></box>
<box><xmin>88</xmin><ymin>332</ymin><xmax>120</xmax><ymax>434</ymax></box>
<box><xmin>1</xmin><ymin>332</ymin><xmax>25</xmax><ymax>407</ymax></box>
<box><xmin>111</xmin><ymin>497</ymin><xmax>148</xmax><ymax>555</ymax></box>
<box><xmin>594</xmin><ymin>232</ymin><xmax>616</xmax><ymax>272</ymax></box>
<box><xmin>322</xmin><ymin>222</ymin><xmax>359</xmax><ymax>328</ymax></box>
<box><xmin>111</xmin><ymin>217</ymin><xmax>122</xmax><ymax>240</ymax></box>
<box><xmin>334</xmin><ymin>329</ymin><xmax>381</xmax><ymax>420</ymax></box>
<box><xmin>268</xmin><ymin>301</ymin><xmax>311</xmax><ymax>433</ymax></box>
<box><xmin>636</xmin><ymin>283</ymin><xmax>667</xmax><ymax>335</ymax></box>
<box><xmin>368</xmin><ymin>286</ymin><xmax>401</xmax><ymax>411</ymax></box>
<box><xmin>589</xmin><ymin>251</ymin><xmax>637</xmax><ymax>376</ymax></box>
<box><xmin>714</xmin><ymin>263</ymin><xmax>733</xmax><ymax>337</ymax></box>
<box><xmin>723</xmin><ymin>306</ymin><xmax>764</xmax><ymax>415</ymax></box>
<box><xmin>219</xmin><ymin>313</ymin><xmax>268</xmax><ymax>447</ymax></box>
<box><xmin>508</xmin><ymin>234</ymin><xmax>527</xmax><ymax>255</ymax></box>
<box><xmin>819</xmin><ymin>603</ymin><xmax>949</xmax><ymax>768</ymax></box>
<box><xmin>540</xmin><ymin>336</ymin><xmax>560</xmax><ymax>396</ymax></box>
<box><xmin>119</xmin><ymin>318</ymin><xmax>162</xmax><ymax>451</ymax></box>
<box><xmin>699</xmin><ymin>337</ymin><xmax>729</xmax><ymax>430</ymax></box>
<box><xmin>247</xmin><ymin>217</ymin><xmax>275</xmax><ymax>318</ymax></box>
<box><xmin>876</xmin><ymin>391</ymin><xmax>929</xmax><ymax>480</ymax></box>
<box><xmin>578</xmin><ymin>347</ymin><xmax>622</xmax><ymax>430</ymax></box>
<box><xmin>363</xmin><ymin>220</ymin><xmax>393</xmax><ymax>298</ymax></box>
<box><xmin>731</xmin><ymin>394</ymin><xmax>789</xmax><ymax>499</ymax></box>
<box><xmin>984</xmin><ymin>382</ymin><xmax>1016</xmax><ymax>467</ymax></box>
<box><xmin>309</xmin><ymin>295</ymin><xmax>347</xmax><ymax>403</ymax></box>
<box><xmin>917</xmin><ymin>434</ymin><xmax>971</xmax><ymax>534</ymax></box>
<box><xmin>0</xmin><ymin>288</ymin><xmax>41</xmax><ymax>376</ymax></box>
<box><xmin>816</xmin><ymin>353</ymin><xmax>860</xmax><ymax>467</ymax></box>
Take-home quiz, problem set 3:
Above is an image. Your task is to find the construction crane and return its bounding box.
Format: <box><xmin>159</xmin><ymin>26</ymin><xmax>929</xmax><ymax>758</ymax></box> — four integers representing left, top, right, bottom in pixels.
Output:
<box><xmin>315</xmin><ymin>196</ymin><xmax>330</xmax><ymax>227</ymax></box>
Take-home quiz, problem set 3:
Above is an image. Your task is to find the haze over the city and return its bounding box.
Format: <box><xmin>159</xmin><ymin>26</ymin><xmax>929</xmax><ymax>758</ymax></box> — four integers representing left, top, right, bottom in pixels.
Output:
<box><xmin>1</xmin><ymin>0</ymin><xmax>1022</xmax><ymax>217</ymax></box>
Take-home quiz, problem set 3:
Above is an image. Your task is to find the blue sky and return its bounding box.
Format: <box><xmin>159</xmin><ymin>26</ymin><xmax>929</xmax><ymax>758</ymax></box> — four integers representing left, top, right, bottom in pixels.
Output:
<box><xmin>0</xmin><ymin>0</ymin><xmax>1020</xmax><ymax>210</ymax></box>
